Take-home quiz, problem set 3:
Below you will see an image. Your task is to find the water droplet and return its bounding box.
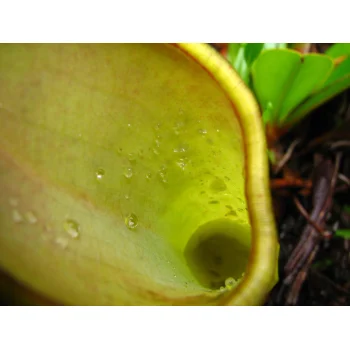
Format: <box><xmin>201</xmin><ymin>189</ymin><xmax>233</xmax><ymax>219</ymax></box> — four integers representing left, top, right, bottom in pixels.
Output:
<box><xmin>173</xmin><ymin>121</ymin><xmax>184</xmax><ymax>135</ymax></box>
<box><xmin>124</xmin><ymin>193</ymin><xmax>130</xmax><ymax>200</ymax></box>
<box><xmin>96</xmin><ymin>168</ymin><xmax>105</xmax><ymax>181</ymax></box>
<box><xmin>154</xmin><ymin>123</ymin><xmax>162</xmax><ymax>131</ymax></box>
<box><xmin>159</xmin><ymin>172</ymin><xmax>167</xmax><ymax>183</ymax></box>
<box><xmin>55</xmin><ymin>237</ymin><xmax>68</xmax><ymax>249</ymax></box>
<box><xmin>125</xmin><ymin>213</ymin><xmax>138</xmax><ymax>230</ymax></box>
<box><xmin>64</xmin><ymin>219</ymin><xmax>80</xmax><ymax>239</ymax></box>
<box><xmin>127</xmin><ymin>123</ymin><xmax>132</xmax><ymax>128</ymax></box>
<box><xmin>128</xmin><ymin>153</ymin><xmax>136</xmax><ymax>162</ymax></box>
<box><xmin>176</xmin><ymin>158</ymin><xmax>187</xmax><ymax>171</ymax></box>
<box><xmin>9</xmin><ymin>197</ymin><xmax>19</xmax><ymax>207</ymax></box>
<box><xmin>226</xmin><ymin>209</ymin><xmax>237</xmax><ymax>217</ymax></box>
<box><xmin>153</xmin><ymin>148</ymin><xmax>160</xmax><ymax>155</ymax></box>
<box><xmin>158</xmin><ymin>166</ymin><xmax>167</xmax><ymax>183</ymax></box>
<box><xmin>12</xmin><ymin>209</ymin><xmax>23</xmax><ymax>223</ymax></box>
<box><xmin>173</xmin><ymin>275</ymin><xmax>177</xmax><ymax>278</ymax></box>
<box><xmin>173</xmin><ymin>144</ymin><xmax>188</xmax><ymax>153</ymax></box>
<box><xmin>25</xmin><ymin>211</ymin><xmax>37</xmax><ymax>224</ymax></box>
<box><xmin>216</xmin><ymin>129</ymin><xmax>220</xmax><ymax>133</ymax></box>
<box><xmin>225</xmin><ymin>277</ymin><xmax>237</xmax><ymax>290</ymax></box>
<box><xmin>210</xmin><ymin>178</ymin><xmax>227</xmax><ymax>192</ymax></box>
<box><xmin>146</xmin><ymin>172</ymin><xmax>152</xmax><ymax>180</ymax></box>
<box><xmin>154</xmin><ymin>138</ymin><xmax>161</xmax><ymax>148</ymax></box>
<box><xmin>198</xmin><ymin>128</ymin><xmax>207</xmax><ymax>135</ymax></box>
<box><xmin>123</xmin><ymin>167</ymin><xmax>133</xmax><ymax>179</ymax></box>
<box><xmin>238</xmin><ymin>197</ymin><xmax>244</xmax><ymax>203</ymax></box>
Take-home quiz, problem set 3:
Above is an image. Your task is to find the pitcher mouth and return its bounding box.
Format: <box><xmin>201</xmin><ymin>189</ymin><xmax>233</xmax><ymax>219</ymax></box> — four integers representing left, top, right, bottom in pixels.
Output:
<box><xmin>184</xmin><ymin>219</ymin><xmax>249</xmax><ymax>290</ymax></box>
<box><xmin>174</xmin><ymin>43</ymin><xmax>279</xmax><ymax>305</ymax></box>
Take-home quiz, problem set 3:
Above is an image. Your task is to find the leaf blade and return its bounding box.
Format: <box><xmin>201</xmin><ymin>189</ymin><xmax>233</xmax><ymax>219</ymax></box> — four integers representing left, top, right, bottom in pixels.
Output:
<box><xmin>251</xmin><ymin>49</ymin><xmax>301</xmax><ymax>123</ymax></box>
<box><xmin>279</xmin><ymin>54</ymin><xmax>334</xmax><ymax>122</ymax></box>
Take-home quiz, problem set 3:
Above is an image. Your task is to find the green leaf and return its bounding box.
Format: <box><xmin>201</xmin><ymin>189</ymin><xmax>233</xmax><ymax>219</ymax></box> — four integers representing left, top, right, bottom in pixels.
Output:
<box><xmin>227</xmin><ymin>43</ymin><xmax>241</xmax><ymax>63</ymax></box>
<box><xmin>244</xmin><ymin>43</ymin><xmax>264</xmax><ymax>65</ymax></box>
<box><xmin>326</xmin><ymin>43</ymin><xmax>350</xmax><ymax>58</ymax></box>
<box><xmin>267</xmin><ymin>148</ymin><xmax>277</xmax><ymax>164</ymax></box>
<box><xmin>251</xmin><ymin>49</ymin><xmax>334</xmax><ymax>125</ymax></box>
<box><xmin>227</xmin><ymin>43</ymin><xmax>283</xmax><ymax>86</ymax></box>
<box><xmin>312</xmin><ymin>258</ymin><xmax>333</xmax><ymax>269</ymax></box>
<box><xmin>335</xmin><ymin>229</ymin><xmax>350</xmax><ymax>239</ymax></box>
<box><xmin>263</xmin><ymin>43</ymin><xmax>288</xmax><ymax>50</ymax></box>
<box><xmin>251</xmin><ymin>49</ymin><xmax>301</xmax><ymax>124</ymax></box>
<box><xmin>262</xmin><ymin>102</ymin><xmax>274</xmax><ymax>125</ymax></box>
<box><xmin>325</xmin><ymin>56</ymin><xmax>350</xmax><ymax>85</ymax></box>
<box><xmin>279</xmin><ymin>54</ymin><xmax>333</xmax><ymax>122</ymax></box>
<box><xmin>287</xmin><ymin>57</ymin><xmax>350</xmax><ymax>124</ymax></box>
<box><xmin>227</xmin><ymin>43</ymin><xmax>250</xmax><ymax>84</ymax></box>
<box><xmin>287</xmin><ymin>76</ymin><xmax>350</xmax><ymax>124</ymax></box>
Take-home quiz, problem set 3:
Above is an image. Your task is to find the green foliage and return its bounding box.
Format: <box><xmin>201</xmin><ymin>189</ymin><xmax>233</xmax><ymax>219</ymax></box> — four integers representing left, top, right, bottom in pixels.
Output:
<box><xmin>335</xmin><ymin>229</ymin><xmax>350</xmax><ymax>239</ymax></box>
<box><xmin>312</xmin><ymin>258</ymin><xmax>333</xmax><ymax>269</ymax></box>
<box><xmin>288</xmin><ymin>44</ymin><xmax>350</xmax><ymax>124</ymax></box>
<box><xmin>227</xmin><ymin>43</ymin><xmax>286</xmax><ymax>86</ymax></box>
<box><xmin>227</xmin><ymin>43</ymin><xmax>350</xmax><ymax>127</ymax></box>
<box><xmin>252</xmin><ymin>50</ymin><xmax>333</xmax><ymax>125</ymax></box>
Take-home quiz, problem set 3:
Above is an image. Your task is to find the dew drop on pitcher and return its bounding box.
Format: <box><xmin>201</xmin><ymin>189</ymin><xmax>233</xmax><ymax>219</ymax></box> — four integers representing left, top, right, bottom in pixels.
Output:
<box><xmin>128</xmin><ymin>153</ymin><xmax>136</xmax><ymax>162</ymax></box>
<box><xmin>12</xmin><ymin>209</ymin><xmax>23</xmax><ymax>223</ymax></box>
<box><xmin>124</xmin><ymin>167</ymin><xmax>133</xmax><ymax>179</ymax></box>
<box><xmin>158</xmin><ymin>166</ymin><xmax>168</xmax><ymax>183</ymax></box>
<box><xmin>225</xmin><ymin>277</ymin><xmax>236</xmax><ymax>290</ymax></box>
<box><xmin>210</xmin><ymin>178</ymin><xmax>227</xmax><ymax>192</ymax></box>
<box><xmin>25</xmin><ymin>211</ymin><xmax>37</xmax><ymax>224</ymax></box>
<box><xmin>64</xmin><ymin>219</ymin><xmax>80</xmax><ymax>239</ymax></box>
<box><xmin>125</xmin><ymin>213</ymin><xmax>138</xmax><ymax>230</ymax></box>
<box><xmin>55</xmin><ymin>237</ymin><xmax>69</xmax><ymax>250</ymax></box>
<box><xmin>173</xmin><ymin>144</ymin><xmax>188</xmax><ymax>153</ymax></box>
<box><xmin>96</xmin><ymin>168</ymin><xmax>105</xmax><ymax>181</ymax></box>
<box><xmin>176</xmin><ymin>158</ymin><xmax>187</xmax><ymax>171</ymax></box>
